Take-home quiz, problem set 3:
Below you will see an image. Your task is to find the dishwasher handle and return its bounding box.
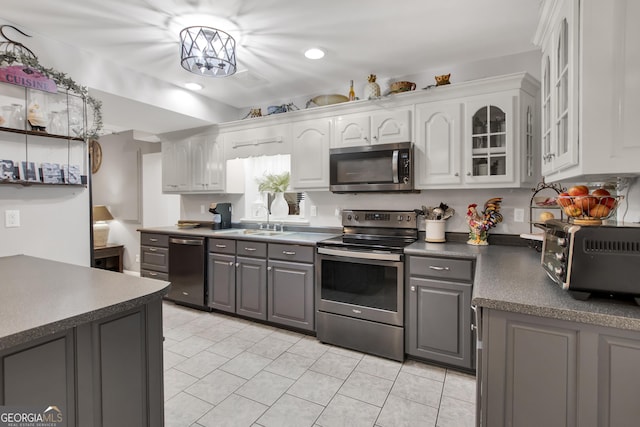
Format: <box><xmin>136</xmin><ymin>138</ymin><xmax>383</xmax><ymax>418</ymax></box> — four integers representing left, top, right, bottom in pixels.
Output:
<box><xmin>170</xmin><ymin>237</ymin><xmax>204</xmax><ymax>246</ymax></box>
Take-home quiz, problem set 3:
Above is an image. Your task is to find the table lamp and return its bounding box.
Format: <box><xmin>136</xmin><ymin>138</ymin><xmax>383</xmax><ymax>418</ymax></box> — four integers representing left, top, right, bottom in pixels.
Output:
<box><xmin>93</xmin><ymin>205</ymin><xmax>114</xmax><ymax>247</ymax></box>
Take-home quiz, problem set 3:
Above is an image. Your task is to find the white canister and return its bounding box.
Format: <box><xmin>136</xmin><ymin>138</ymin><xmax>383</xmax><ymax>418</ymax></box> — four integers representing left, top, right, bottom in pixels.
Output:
<box><xmin>425</xmin><ymin>220</ymin><xmax>446</xmax><ymax>242</ymax></box>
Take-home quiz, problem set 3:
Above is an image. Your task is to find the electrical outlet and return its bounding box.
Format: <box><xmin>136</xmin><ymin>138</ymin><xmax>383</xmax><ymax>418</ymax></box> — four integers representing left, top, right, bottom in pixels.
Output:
<box><xmin>135</xmin><ymin>254</ymin><xmax>140</xmax><ymax>263</ymax></box>
<box><xmin>310</xmin><ymin>205</ymin><xmax>317</xmax><ymax>217</ymax></box>
<box><xmin>514</xmin><ymin>208</ymin><xmax>525</xmax><ymax>223</ymax></box>
<box><xmin>5</xmin><ymin>210</ymin><xmax>20</xmax><ymax>228</ymax></box>
<box><xmin>200</xmin><ymin>205</ymin><xmax>205</xmax><ymax>214</ymax></box>
<box><xmin>334</xmin><ymin>208</ymin><xmax>341</xmax><ymax>217</ymax></box>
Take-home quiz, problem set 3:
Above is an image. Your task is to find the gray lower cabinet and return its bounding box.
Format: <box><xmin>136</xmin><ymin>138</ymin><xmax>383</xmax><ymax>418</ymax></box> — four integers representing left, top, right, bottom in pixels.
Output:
<box><xmin>140</xmin><ymin>232</ymin><xmax>169</xmax><ymax>281</ymax></box>
<box><xmin>0</xmin><ymin>299</ymin><xmax>164</xmax><ymax>427</ymax></box>
<box><xmin>208</xmin><ymin>238</ymin><xmax>268</xmax><ymax>320</ymax></box>
<box><xmin>207</xmin><ymin>238</ymin><xmax>315</xmax><ymax>330</ymax></box>
<box><xmin>480</xmin><ymin>308</ymin><xmax>640</xmax><ymax>427</ymax></box>
<box><xmin>0</xmin><ymin>330</ymin><xmax>75</xmax><ymax>422</ymax></box>
<box><xmin>267</xmin><ymin>243</ymin><xmax>314</xmax><ymax>331</ymax></box>
<box><xmin>208</xmin><ymin>249</ymin><xmax>237</xmax><ymax>313</ymax></box>
<box><xmin>236</xmin><ymin>255</ymin><xmax>267</xmax><ymax>320</ymax></box>
<box><xmin>406</xmin><ymin>255</ymin><xmax>474</xmax><ymax>370</ymax></box>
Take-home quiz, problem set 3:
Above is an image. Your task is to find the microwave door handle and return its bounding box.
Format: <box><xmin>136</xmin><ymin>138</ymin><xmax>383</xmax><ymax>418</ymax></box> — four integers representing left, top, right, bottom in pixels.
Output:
<box><xmin>392</xmin><ymin>150</ymin><xmax>399</xmax><ymax>183</ymax></box>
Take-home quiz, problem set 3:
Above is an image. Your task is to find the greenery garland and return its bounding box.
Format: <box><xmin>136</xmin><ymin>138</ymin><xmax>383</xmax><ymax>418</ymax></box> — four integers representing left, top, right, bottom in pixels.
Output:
<box><xmin>0</xmin><ymin>51</ymin><xmax>103</xmax><ymax>139</ymax></box>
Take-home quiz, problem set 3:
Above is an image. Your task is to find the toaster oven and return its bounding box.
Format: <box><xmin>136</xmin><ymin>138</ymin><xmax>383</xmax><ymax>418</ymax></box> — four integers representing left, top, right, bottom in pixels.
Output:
<box><xmin>541</xmin><ymin>219</ymin><xmax>640</xmax><ymax>303</ymax></box>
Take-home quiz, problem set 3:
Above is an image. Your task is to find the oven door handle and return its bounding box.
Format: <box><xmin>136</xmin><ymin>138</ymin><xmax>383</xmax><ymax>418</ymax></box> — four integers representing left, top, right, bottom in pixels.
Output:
<box><xmin>392</xmin><ymin>149</ymin><xmax>399</xmax><ymax>183</ymax></box>
<box><xmin>317</xmin><ymin>246</ymin><xmax>402</xmax><ymax>262</ymax></box>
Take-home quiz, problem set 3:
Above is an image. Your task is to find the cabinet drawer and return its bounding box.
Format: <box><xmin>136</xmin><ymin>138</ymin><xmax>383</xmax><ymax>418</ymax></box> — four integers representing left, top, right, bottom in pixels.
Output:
<box><xmin>140</xmin><ymin>233</ymin><xmax>169</xmax><ymax>248</ymax></box>
<box><xmin>140</xmin><ymin>269</ymin><xmax>169</xmax><ymax>281</ymax></box>
<box><xmin>140</xmin><ymin>246</ymin><xmax>169</xmax><ymax>272</ymax></box>
<box><xmin>409</xmin><ymin>256</ymin><xmax>474</xmax><ymax>282</ymax></box>
<box><xmin>208</xmin><ymin>238</ymin><xmax>236</xmax><ymax>255</ymax></box>
<box><xmin>268</xmin><ymin>243</ymin><xmax>314</xmax><ymax>263</ymax></box>
<box><xmin>237</xmin><ymin>241</ymin><xmax>267</xmax><ymax>257</ymax></box>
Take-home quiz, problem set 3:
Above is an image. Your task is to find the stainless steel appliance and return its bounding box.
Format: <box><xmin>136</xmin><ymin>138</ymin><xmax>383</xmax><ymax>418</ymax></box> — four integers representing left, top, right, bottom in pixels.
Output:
<box><xmin>541</xmin><ymin>219</ymin><xmax>640</xmax><ymax>303</ymax></box>
<box><xmin>209</xmin><ymin>202</ymin><xmax>232</xmax><ymax>229</ymax></box>
<box><xmin>168</xmin><ymin>236</ymin><xmax>208</xmax><ymax>309</ymax></box>
<box><xmin>316</xmin><ymin>209</ymin><xmax>418</xmax><ymax>361</ymax></box>
<box><xmin>329</xmin><ymin>142</ymin><xmax>415</xmax><ymax>193</ymax></box>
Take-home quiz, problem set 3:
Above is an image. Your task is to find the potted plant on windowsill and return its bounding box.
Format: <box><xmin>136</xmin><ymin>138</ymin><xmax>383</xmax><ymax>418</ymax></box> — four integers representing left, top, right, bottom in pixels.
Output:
<box><xmin>256</xmin><ymin>172</ymin><xmax>290</xmax><ymax>218</ymax></box>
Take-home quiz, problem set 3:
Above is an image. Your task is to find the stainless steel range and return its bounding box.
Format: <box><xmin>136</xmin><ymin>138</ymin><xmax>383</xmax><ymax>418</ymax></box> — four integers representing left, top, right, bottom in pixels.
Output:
<box><xmin>316</xmin><ymin>209</ymin><xmax>418</xmax><ymax>361</ymax></box>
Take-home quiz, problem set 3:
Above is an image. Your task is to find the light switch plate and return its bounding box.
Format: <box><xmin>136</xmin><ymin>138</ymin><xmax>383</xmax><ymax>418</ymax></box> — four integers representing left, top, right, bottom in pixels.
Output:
<box><xmin>514</xmin><ymin>208</ymin><xmax>524</xmax><ymax>223</ymax></box>
<box><xmin>5</xmin><ymin>210</ymin><xmax>20</xmax><ymax>227</ymax></box>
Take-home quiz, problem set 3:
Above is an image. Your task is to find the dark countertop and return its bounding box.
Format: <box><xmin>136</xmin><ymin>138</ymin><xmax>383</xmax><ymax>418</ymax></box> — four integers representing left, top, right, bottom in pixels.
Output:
<box><xmin>405</xmin><ymin>241</ymin><xmax>640</xmax><ymax>331</ymax></box>
<box><xmin>0</xmin><ymin>255</ymin><xmax>170</xmax><ymax>351</ymax></box>
<box><xmin>138</xmin><ymin>225</ymin><xmax>339</xmax><ymax>245</ymax></box>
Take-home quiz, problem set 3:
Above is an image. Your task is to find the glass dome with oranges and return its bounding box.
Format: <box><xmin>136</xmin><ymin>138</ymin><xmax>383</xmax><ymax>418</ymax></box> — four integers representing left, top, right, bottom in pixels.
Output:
<box><xmin>556</xmin><ymin>185</ymin><xmax>623</xmax><ymax>225</ymax></box>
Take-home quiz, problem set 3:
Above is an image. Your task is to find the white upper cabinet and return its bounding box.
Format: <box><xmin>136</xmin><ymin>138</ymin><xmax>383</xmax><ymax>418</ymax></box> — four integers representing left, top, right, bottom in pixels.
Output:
<box><xmin>334</xmin><ymin>109</ymin><xmax>411</xmax><ymax>147</ymax></box>
<box><xmin>537</xmin><ymin>0</ymin><xmax>579</xmax><ymax>176</ymax></box>
<box><xmin>223</xmin><ymin>123</ymin><xmax>291</xmax><ymax>160</ymax></box>
<box><xmin>414</xmin><ymin>102</ymin><xmax>463</xmax><ymax>187</ymax></box>
<box><xmin>162</xmin><ymin>140</ymin><xmax>190</xmax><ymax>193</ymax></box>
<box><xmin>162</xmin><ymin>131</ymin><xmax>231</xmax><ymax>194</ymax></box>
<box><xmin>291</xmin><ymin>118</ymin><xmax>331</xmax><ymax>190</ymax></box>
<box><xmin>191</xmin><ymin>134</ymin><xmax>225</xmax><ymax>192</ymax></box>
<box><xmin>464</xmin><ymin>94</ymin><xmax>515</xmax><ymax>186</ymax></box>
<box><xmin>535</xmin><ymin>0</ymin><xmax>640</xmax><ymax>182</ymax></box>
<box><xmin>414</xmin><ymin>74</ymin><xmax>539</xmax><ymax>189</ymax></box>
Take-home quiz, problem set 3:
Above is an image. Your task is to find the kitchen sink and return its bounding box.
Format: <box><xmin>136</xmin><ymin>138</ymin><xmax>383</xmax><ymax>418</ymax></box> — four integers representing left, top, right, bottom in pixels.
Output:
<box><xmin>213</xmin><ymin>229</ymin><xmax>292</xmax><ymax>236</ymax></box>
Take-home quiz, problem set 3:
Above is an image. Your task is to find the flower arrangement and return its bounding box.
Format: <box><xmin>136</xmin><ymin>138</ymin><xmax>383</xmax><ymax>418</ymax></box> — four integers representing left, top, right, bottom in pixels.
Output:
<box><xmin>256</xmin><ymin>172</ymin><xmax>290</xmax><ymax>193</ymax></box>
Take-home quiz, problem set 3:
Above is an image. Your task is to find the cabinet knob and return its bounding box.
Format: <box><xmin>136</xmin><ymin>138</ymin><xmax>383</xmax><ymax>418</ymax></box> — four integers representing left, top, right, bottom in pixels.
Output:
<box><xmin>466</xmin><ymin>172</ymin><xmax>471</xmax><ymax>176</ymax></box>
<box><xmin>410</xmin><ymin>285</ymin><xmax>416</xmax><ymax>292</ymax></box>
<box><xmin>149</xmin><ymin>248</ymin><xmax>157</xmax><ymax>252</ymax></box>
<box><xmin>454</xmin><ymin>172</ymin><xmax>459</xmax><ymax>177</ymax></box>
<box><xmin>282</xmin><ymin>251</ymin><xmax>296</xmax><ymax>255</ymax></box>
<box><xmin>235</xmin><ymin>262</ymin><xmax>239</xmax><ymax>267</ymax></box>
<box><xmin>229</xmin><ymin>261</ymin><xmax>234</xmax><ymax>266</ymax></box>
<box><xmin>429</xmin><ymin>265</ymin><xmax>450</xmax><ymax>271</ymax></box>
<box><xmin>244</xmin><ymin>247</ymin><xmax>257</xmax><ymax>252</ymax></box>
<box><xmin>216</xmin><ymin>244</ymin><xmax>227</xmax><ymax>248</ymax></box>
<box><xmin>267</xmin><ymin>266</ymin><xmax>272</xmax><ymax>271</ymax></box>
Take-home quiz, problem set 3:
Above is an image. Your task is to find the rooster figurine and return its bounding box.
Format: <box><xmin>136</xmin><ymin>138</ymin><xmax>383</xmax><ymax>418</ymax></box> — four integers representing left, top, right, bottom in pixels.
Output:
<box><xmin>466</xmin><ymin>197</ymin><xmax>503</xmax><ymax>245</ymax></box>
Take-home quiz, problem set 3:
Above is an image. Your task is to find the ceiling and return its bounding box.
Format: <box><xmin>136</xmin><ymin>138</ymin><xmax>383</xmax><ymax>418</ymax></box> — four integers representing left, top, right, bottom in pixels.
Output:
<box><xmin>1</xmin><ymin>0</ymin><xmax>542</xmax><ymax>133</ymax></box>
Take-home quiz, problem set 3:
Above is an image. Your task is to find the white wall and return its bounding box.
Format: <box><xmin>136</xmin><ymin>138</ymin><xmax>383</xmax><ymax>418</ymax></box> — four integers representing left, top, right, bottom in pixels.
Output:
<box><xmin>178</xmin><ymin>188</ymin><xmax>534</xmax><ymax>235</ymax></box>
<box><xmin>91</xmin><ymin>133</ymin><xmax>171</xmax><ymax>271</ymax></box>
<box><xmin>0</xmin><ymin>186</ymin><xmax>90</xmax><ymax>266</ymax></box>
<box><xmin>142</xmin><ymin>153</ymin><xmax>181</xmax><ymax>228</ymax></box>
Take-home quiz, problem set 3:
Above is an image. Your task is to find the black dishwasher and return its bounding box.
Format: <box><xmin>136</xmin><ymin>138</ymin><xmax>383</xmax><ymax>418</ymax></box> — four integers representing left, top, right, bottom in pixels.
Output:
<box><xmin>168</xmin><ymin>236</ymin><xmax>208</xmax><ymax>309</ymax></box>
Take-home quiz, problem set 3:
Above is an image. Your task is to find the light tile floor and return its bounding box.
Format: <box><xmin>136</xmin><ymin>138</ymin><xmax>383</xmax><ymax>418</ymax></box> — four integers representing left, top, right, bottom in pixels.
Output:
<box><xmin>162</xmin><ymin>302</ymin><xmax>477</xmax><ymax>427</ymax></box>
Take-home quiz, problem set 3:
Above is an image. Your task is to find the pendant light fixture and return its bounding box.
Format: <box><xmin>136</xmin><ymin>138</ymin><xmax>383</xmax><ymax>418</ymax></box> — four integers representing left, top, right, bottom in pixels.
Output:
<box><xmin>180</xmin><ymin>26</ymin><xmax>236</xmax><ymax>77</ymax></box>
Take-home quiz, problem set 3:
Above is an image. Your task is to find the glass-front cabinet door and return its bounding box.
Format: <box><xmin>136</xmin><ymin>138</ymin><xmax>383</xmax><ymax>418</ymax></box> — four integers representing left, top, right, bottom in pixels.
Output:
<box><xmin>538</xmin><ymin>0</ymin><xmax>579</xmax><ymax>175</ymax></box>
<box><xmin>465</xmin><ymin>94</ymin><xmax>514</xmax><ymax>184</ymax></box>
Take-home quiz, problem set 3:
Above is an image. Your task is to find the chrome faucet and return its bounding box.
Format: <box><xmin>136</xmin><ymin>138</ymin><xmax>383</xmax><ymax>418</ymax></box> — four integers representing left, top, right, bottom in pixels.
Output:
<box><xmin>256</xmin><ymin>204</ymin><xmax>270</xmax><ymax>230</ymax></box>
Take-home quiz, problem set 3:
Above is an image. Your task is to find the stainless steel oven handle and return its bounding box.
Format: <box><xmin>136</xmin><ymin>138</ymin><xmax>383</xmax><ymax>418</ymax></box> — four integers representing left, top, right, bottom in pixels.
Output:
<box><xmin>317</xmin><ymin>246</ymin><xmax>402</xmax><ymax>262</ymax></box>
<box><xmin>169</xmin><ymin>237</ymin><xmax>203</xmax><ymax>246</ymax></box>
<box><xmin>392</xmin><ymin>149</ymin><xmax>399</xmax><ymax>183</ymax></box>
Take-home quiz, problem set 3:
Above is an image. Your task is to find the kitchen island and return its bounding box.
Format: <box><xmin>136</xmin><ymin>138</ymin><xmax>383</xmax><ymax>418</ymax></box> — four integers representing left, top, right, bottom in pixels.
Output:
<box><xmin>0</xmin><ymin>255</ymin><xmax>170</xmax><ymax>427</ymax></box>
<box><xmin>406</xmin><ymin>242</ymin><xmax>640</xmax><ymax>427</ymax></box>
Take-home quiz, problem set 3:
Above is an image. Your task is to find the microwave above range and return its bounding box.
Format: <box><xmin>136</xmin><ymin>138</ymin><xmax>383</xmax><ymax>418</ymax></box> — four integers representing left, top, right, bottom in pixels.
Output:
<box><xmin>329</xmin><ymin>142</ymin><xmax>416</xmax><ymax>193</ymax></box>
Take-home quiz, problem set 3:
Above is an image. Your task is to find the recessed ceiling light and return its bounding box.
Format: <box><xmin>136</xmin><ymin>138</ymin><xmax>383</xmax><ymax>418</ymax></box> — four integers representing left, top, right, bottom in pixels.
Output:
<box><xmin>304</xmin><ymin>48</ymin><xmax>325</xmax><ymax>60</ymax></box>
<box><xmin>185</xmin><ymin>82</ymin><xmax>203</xmax><ymax>90</ymax></box>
